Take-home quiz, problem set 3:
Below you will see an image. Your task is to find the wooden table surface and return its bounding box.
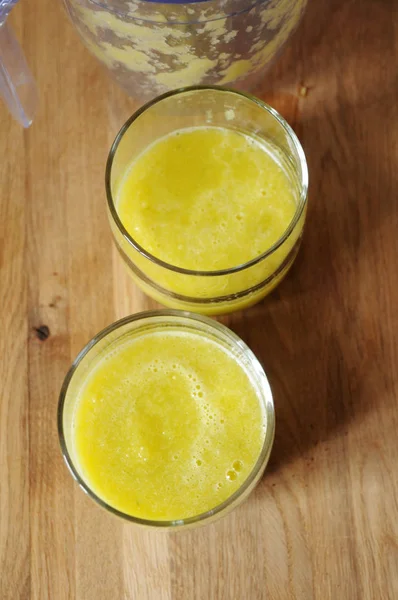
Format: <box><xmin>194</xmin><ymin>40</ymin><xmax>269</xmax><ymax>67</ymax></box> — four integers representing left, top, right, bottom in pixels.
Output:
<box><xmin>1</xmin><ymin>0</ymin><xmax>398</xmax><ymax>598</ymax></box>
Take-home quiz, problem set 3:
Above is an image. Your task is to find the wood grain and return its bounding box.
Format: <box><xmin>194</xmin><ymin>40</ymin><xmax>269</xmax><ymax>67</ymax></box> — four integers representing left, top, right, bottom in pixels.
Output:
<box><xmin>1</xmin><ymin>0</ymin><xmax>398</xmax><ymax>598</ymax></box>
<box><xmin>0</xmin><ymin>9</ymin><xmax>29</xmax><ymax>599</ymax></box>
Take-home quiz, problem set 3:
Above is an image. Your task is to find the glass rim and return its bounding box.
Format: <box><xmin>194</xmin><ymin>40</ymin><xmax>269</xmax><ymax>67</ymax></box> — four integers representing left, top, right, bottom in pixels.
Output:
<box><xmin>58</xmin><ymin>309</ymin><xmax>275</xmax><ymax>528</ymax></box>
<box><xmin>106</xmin><ymin>85</ymin><xmax>309</xmax><ymax>278</ymax></box>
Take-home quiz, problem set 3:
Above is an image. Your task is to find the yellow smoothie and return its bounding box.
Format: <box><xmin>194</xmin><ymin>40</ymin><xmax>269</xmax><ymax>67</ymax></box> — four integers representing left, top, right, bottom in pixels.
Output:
<box><xmin>72</xmin><ymin>328</ymin><xmax>266</xmax><ymax>521</ymax></box>
<box><xmin>112</xmin><ymin>126</ymin><xmax>304</xmax><ymax>313</ymax></box>
<box><xmin>118</xmin><ymin>126</ymin><xmax>295</xmax><ymax>270</ymax></box>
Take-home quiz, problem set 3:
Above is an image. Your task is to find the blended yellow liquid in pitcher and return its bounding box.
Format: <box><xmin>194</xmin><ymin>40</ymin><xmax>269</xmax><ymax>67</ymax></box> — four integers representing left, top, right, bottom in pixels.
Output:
<box><xmin>73</xmin><ymin>329</ymin><xmax>266</xmax><ymax>520</ymax></box>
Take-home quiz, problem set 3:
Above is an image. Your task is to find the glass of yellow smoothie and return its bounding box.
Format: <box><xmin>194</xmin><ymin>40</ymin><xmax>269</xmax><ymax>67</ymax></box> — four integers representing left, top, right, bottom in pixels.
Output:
<box><xmin>107</xmin><ymin>86</ymin><xmax>308</xmax><ymax>315</ymax></box>
<box><xmin>58</xmin><ymin>311</ymin><xmax>275</xmax><ymax>529</ymax></box>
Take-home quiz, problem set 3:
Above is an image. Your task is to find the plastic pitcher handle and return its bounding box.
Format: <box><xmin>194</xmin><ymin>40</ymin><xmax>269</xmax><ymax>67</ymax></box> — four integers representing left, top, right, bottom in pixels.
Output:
<box><xmin>0</xmin><ymin>0</ymin><xmax>38</xmax><ymax>127</ymax></box>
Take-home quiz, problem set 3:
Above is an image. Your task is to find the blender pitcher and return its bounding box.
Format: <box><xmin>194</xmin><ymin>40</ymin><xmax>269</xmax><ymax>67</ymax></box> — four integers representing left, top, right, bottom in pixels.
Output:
<box><xmin>63</xmin><ymin>0</ymin><xmax>307</xmax><ymax>101</ymax></box>
<box><xmin>0</xmin><ymin>0</ymin><xmax>38</xmax><ymax>126</ymax></box>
